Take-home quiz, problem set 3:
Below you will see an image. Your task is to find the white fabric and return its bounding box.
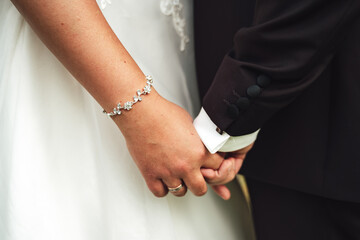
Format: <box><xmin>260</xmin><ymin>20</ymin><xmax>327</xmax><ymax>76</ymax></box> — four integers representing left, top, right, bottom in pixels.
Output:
<box><xmin>193</xmin><ymin>108</ymin><xmax>231</xmax><ymax>153</ymax></box>
<box><xmin>219</xmin><ymin>130</ymin><xmax>260</xmax><ymax>152</ymax></box>
<box><xmin>194</xmin><ymin>108</ymin><xmax>259</xmax><ymax>153</ymax></box>
<box><xmin>0</xmin><ymin>1</ymin><xmax>249</xmax><ymax>240</ymax></box>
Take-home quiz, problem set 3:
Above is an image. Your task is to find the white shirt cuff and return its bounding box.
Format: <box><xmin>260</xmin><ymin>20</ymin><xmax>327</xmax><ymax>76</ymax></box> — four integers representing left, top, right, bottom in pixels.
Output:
<box><xmin>193</xmin><ymin>108</ymin><xmax>259</xmax><ymax>153</ymax></box>
<box><xmin>193</xmin><ymin>108</ymin><xmax>230</xmax><ymax>154</ymax></box>
<box><xmin>218</xmin><ymin>129</ymin><xmax>260</xmax><ymax>152</ymax></box>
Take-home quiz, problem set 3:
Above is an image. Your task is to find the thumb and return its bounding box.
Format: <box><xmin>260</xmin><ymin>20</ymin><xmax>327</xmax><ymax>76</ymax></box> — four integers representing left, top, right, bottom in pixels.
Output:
<box><xmin>202</xmin><ymin>151</ymin><xmax>225</xmax><ymax>169</ymax></box>
<box><xmin>201</xmin><ymin>168</ymin><xmax>217</xmax><ymax>179</ymax></box>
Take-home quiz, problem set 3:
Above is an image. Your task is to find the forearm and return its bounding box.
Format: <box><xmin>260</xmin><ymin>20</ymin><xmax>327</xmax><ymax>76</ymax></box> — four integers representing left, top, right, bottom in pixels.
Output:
<box><xmin>11</xmin><ymin>0</ymin><xmax>149</xmax><ymax>118</ymax></box>
<box><xmin>202</xmin><ymin>0</ymin><xmax>360</xmax><ymax>135</ymax></box>
<box><xmin>10</xmin><ymin>0</ymin><xmax>228</xmax><ymax>198</ymax></box>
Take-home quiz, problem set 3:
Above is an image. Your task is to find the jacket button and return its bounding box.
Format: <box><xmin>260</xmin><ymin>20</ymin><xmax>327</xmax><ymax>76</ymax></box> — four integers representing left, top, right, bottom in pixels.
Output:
<box><xmin>236</xmin><ymin>97</ymin><xmax>250</xmax><ymax>110</ymax></box>
<box><xmin>227</xmin><ymin>104</ymin><xmax>240</xmax><ymax>119</ymax></box>
<box><xmin>247</xmin><ymin>85</ymin><xmax>261</xmax><ymax>98</ymax></box>
<box><xmin>257</xmin><ymin>74</ymin><xmax>271</xmax><ymax>88</ymax></box>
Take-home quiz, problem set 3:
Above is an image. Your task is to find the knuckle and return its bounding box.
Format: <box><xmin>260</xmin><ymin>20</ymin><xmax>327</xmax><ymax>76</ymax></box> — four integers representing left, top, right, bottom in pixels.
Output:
<box><xmin>153</xmin><ymin>190</ymin><xmax>166</xmax><ymax>198</ymax></box>
<box><xmin>149</xmin><ymin>185</ymin><xmax>166</xmax><ymax>198</ymax></box>
<box><xmin>190</xmin><ymin>147</ymin><xmax>206</xmax><ymax>161</ymax></box>
<box><xmin>197</xmin><ymin>148</ymin><xmax>208</xmax><ymax>160</ymax></box>
<box><xmin>175</xmin><ymin>162</ymin><xmax>191</xmax><ymax>175</ymax></box>
<box><xmin>160</xmin><ymin>169</ymin><xmax>172</xmax><ymax>179</ymax></box>
<box><xmin>196</xmin><ymin>188</ymin><xmax>207</xmax><ymax>196</ymax></box>
<box><xmin>194</xmin><ymin>184</ymin><xmax>207</xmax><ymax>196</ymax></box>
<box><xmin>209</xmin><ymin>174</ymin><xmax>225</xmax><ymax>184</ymax></box>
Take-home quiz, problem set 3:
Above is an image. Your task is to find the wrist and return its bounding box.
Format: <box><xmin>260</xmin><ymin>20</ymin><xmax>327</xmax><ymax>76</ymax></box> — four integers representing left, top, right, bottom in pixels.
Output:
<box><xmin>112</xmin><ymin>87</ymin><xmax>164</xmax><ymax>138</ymax></box>
<box><xmin>103</xmin><ymin>75</ymin><xmax>154</xmax><ymax>116</ymax></box>
<box><xmin>100</xmin><ymin>71</ymin><xmax>147</xmax><ymax>113</ymax></box>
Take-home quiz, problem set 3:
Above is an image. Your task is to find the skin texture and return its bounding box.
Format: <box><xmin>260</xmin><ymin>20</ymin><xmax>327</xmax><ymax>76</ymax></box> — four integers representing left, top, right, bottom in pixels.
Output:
<box><xmin>202</xmin><ymin>144</ymin><xmax>254</xmax><ymax>200</ymax></box>
<box><xmin>10</xmin><ymin>0</ymin><xmax>240</xmax><ymax>198</ymax></box>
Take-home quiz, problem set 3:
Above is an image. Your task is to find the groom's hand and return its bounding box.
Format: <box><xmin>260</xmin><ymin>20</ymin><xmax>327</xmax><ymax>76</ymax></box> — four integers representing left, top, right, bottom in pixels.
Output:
<box><xmin>201</xmin><ymin>143</ymin><xmax>254</xmax><ymax>200</ymax></box>
<box><xmin>114</xmin><ymin>91</ymin><xmax>224</xmax><ymax>197</ymax></box>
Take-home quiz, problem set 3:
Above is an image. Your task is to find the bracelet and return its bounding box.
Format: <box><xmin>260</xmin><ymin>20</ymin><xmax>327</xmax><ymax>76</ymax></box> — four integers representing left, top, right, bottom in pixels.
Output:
<box><xmin>103</xmin><ymin>75</ymin><xmax>154</xmax><ymax>117</ymax></box>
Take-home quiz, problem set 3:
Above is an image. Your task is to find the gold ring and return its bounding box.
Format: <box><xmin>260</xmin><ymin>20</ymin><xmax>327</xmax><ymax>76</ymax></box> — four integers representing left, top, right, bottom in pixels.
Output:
<box><xmin>168</xmin><ymin>183</ymin><xmax>183</xmax><ymax>192</ymax></box>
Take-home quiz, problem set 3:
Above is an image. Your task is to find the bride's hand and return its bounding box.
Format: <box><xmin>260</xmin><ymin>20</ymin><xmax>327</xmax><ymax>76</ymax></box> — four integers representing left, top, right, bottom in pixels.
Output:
<box><xmin>10</xmin><ymin>0</ymin><xmax>225</xmax><ymax>198</ymax></box>
<box><xmin>114</xmin><ymin>91</ymin><xmax>224</xmax><ymax>197</ymax></box>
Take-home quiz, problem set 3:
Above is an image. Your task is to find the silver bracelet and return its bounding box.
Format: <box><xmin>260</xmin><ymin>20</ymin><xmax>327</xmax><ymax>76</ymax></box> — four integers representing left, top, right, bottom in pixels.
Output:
<box><xmin>103</xmin><ymin>75</ymin><xmax>154</xmax><ymax>117</ymax></box>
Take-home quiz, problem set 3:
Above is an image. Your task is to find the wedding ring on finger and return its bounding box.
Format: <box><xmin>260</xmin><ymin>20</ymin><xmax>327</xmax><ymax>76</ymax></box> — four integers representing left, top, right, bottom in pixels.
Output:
<box><xmin>168</xmin><ymin>183</ymin><xmax>184</xmax><ymax>193</ymax></box>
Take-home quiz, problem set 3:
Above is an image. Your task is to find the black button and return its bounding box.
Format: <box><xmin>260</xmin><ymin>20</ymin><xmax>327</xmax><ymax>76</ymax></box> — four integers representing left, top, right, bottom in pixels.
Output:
<box><xmin>227</xmin><ymin>103</ymin><xmax>240</xmax><ymax>119</ymax></box>
<box><xmin>236</xmin><ymin>97</ymin><xmax>250</xmax><ymax>110</ymax></box>
<box><xmin>247</xmin><ymin>85</ymin><xmax>262</xmax><ymax>98</ymax></box>
<box><xmin>257</xmin><ymin>74</ymin><xmax>271</xmax><ymax>88</ymax></box>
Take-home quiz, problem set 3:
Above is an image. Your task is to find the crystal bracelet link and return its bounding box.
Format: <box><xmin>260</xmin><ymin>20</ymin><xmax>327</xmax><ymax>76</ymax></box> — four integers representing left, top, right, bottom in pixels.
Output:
<box><xmin>103</xmin><ymin>75</ymin><xmax>154</xmax><ymax>117</ymax></box>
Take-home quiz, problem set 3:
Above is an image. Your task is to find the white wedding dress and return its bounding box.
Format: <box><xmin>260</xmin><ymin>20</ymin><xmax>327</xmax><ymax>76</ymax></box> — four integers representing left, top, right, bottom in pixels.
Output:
<box><xmin>0</xmin><ymin>1</ymin><xmax>251</xmax><ymax>239</ymax></box>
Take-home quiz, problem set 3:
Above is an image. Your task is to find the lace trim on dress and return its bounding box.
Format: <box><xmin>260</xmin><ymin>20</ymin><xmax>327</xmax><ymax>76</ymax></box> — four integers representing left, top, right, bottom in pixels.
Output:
<box><xmin>160</xmin><ymin>0</ymin><xmax>189</xmax><ymax>51</ymax></box>
<box><xmin>98</xmin><ymin>0</ymin><xmax>111</xmax><ymax>10</ymax></box>
<box><xmin>97</xmin><ymin>0</ymin><xmax>189</xmax><ymax>51</ymax></box>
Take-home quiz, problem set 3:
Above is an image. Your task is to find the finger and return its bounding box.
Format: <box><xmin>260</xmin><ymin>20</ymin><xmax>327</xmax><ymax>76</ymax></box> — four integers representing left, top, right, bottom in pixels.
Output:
<box><xmin>183</xmin><ymin>171</ymin><xmax>208</xmax><ymax>196</ymax></box>
<box><xmin>162</xmin><ymin>178</ymin><xmax>187</xmax><ymax>197</ymax></box>
<box><xmin>211</xmin><ymin>185</ymin><xmax>231</xmax><ymax>200</ymax></box>
<box><xmin>200</xmin><ymin>168</ymin><xmax>216</xmax><ymax>179</ymax></box>
<box><xmin>202</xmin><ymin>152</ymin><xmax>225</xmax><ymax>169</ymax></box>
<box><xmin>203</xmin><ymin>158</ymin><xmax>241</xmax><ymax>180</ymax></box>
<box><xmin>145</xmin><ymin>178</ymin><xmax>168</xmax><ymax>198</ymax></box>
<box><xmin>200</xmin><ymin>169</ymin><xmax>231</xmax><ymax>200</ymax></box>
<box><xmin>207</xmin><ymin>158</ymin><xmax>234</xmax><ymax>184</ymax></box>
<box><xmin>234</xmin><ymin>158</ymin><xmax>244</xmax><ymax>173</ymax></box>
<box><xmin>205</xmin><ymin>158</ymin><xmax>238</xmax><ymax>185</ymax></box>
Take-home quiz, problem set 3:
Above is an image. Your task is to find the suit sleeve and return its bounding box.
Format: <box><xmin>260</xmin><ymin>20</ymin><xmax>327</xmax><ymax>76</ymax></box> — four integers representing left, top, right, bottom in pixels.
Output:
<box><xmin>203</xmin><ymin>0</ymin><xmax>360</xmax><ymax>136</ymax></box>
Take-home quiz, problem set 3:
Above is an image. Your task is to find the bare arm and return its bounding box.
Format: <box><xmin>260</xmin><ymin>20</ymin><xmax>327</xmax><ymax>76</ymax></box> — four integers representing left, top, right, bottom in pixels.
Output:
<box><xmin>11</xmin><ymin>0</ymin><xmax>225</xmax><ymax>197</ymax></box>
<box><xmin>12</xmin><ymin>0</ymin><xmax>145</xmax><ymax>110</ymax></box>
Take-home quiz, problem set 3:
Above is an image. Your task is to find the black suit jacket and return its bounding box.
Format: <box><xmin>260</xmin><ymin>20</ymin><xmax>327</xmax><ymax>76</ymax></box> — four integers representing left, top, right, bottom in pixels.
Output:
<box><xmin>194</xmin><ymin>0</ymin><xmax>360</xmax><ymax>203</ymax></box>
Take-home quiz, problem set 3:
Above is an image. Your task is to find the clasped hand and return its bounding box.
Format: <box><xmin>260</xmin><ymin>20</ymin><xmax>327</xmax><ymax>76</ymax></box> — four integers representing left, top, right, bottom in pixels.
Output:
<box><xmin>115</xmin><ymin>92</ymin><xmax>252</xmax><ymax>199</ymax></box>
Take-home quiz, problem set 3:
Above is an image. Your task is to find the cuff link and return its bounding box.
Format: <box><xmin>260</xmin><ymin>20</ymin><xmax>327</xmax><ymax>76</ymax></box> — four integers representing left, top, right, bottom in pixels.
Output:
<box><xmin>216</xmin><ymin>127</ymin><xmax>224</xmax><ymax>135</ymax></box>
